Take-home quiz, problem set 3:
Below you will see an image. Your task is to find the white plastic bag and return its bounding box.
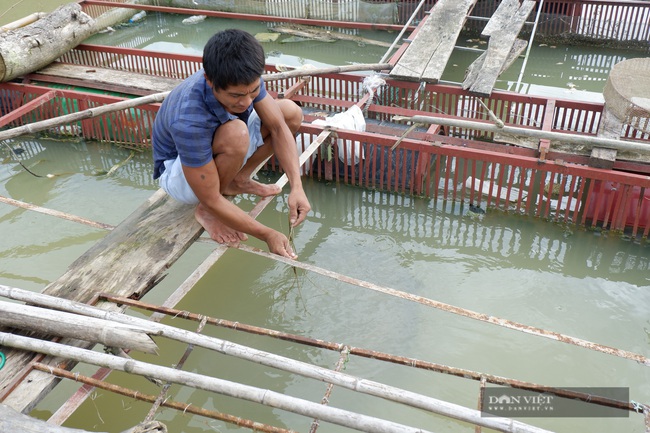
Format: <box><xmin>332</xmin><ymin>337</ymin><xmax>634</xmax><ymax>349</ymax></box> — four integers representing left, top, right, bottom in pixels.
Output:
<box><xmin>312</xmin><ymin>105</ymin><xmax>366</xmax><ymax>165</ymax></box>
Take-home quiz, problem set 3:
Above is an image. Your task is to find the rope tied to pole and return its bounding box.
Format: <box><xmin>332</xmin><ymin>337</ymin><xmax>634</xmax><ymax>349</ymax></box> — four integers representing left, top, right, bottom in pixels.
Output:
<box><xmin>1</xmin><ymin>141</ymin><xmax>54</xmax><ymax>178</ymax></box>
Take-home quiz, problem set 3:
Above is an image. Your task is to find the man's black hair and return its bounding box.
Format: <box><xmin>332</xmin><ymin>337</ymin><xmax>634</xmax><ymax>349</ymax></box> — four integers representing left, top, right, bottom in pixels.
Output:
<box><xmin>203</xmin><ymin>29</ymin><xmax>265</xmax><ymax>90</ymax></box>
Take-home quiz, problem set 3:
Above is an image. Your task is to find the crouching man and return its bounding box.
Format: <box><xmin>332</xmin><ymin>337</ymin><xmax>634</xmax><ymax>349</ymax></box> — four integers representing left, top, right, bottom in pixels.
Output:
<box><xmin>152</xmin><ymin>29</ymin><xmax>310</xmax><ymax>259</ymax></box>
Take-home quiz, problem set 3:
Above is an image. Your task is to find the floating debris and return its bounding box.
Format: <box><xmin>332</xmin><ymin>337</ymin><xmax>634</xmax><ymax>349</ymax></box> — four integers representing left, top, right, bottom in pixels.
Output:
<box><xmin>182</xmin><ymin>15</ymin><xmax>206</xmax><ymax>25</ymax></box>
<box><xmin>469</xmin><ymin>203</ymin><xmax>486</xmax><ymax>214</ymax></box>
<box><xmin>255</xmin><ymin>32</ymin><xmax>280</xmax><ymax>42</ymax></box>
<box><xmin>128</xmin><ymin>10</ymin><xmax>147</xmax><ymax>23</ymax></box>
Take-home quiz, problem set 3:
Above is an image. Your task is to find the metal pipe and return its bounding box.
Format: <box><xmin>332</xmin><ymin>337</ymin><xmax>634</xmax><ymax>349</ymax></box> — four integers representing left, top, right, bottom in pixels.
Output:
<box><xmin>516</xmin><ymin>0</ymin><xmax>545</xmax><ymax>92</ymax></box>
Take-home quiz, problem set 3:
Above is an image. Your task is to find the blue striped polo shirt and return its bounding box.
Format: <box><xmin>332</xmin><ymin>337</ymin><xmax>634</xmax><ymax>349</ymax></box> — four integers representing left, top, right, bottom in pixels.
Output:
<box><xmin>152</xmin><ymin>69</ymin><xmax>267</xmax><ymax>179</ymax></box>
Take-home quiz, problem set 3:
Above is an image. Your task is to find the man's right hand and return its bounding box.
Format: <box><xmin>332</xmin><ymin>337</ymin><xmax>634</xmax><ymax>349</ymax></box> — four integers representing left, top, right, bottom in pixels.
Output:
<box><xmin>265</xmin><ymin>230</ymin><xmax>297</xmax><ymax>259</ymax></box>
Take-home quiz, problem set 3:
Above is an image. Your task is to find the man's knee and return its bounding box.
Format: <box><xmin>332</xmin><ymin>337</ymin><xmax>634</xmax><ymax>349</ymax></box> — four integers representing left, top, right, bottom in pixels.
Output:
<box><xmin>212</xmin><ymin>119</ymin><xmax>249</xmax><ymax>155</ymax></box>
<box><xmin>278</xmin><ymin>99</ymin><xmax>303</xmax><ymax>134</ymax></box>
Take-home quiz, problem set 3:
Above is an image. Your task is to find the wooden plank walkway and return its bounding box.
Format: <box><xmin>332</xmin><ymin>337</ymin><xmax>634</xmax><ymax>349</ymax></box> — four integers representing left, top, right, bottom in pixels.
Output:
<box><xmin>462</xmin><ymin>0</ymin><xmax>536</xmax><ymax>96</ymax></box>
<box><xmin>0</xmin><ymin>190</ymin><xmax>201</xmax><ymax>413</ymax></box>
<box><xmin>389</xmin><ymin>0</ymin><xmax>478</xmax><ymax>83</ymax></box>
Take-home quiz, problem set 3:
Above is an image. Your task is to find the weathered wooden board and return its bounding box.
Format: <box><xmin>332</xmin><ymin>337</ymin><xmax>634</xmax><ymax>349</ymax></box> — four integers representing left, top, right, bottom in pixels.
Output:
<box><xmin>0</xmin><ymin>403</ymin><xmax>167</xmax><ymax>433</ymax></box>
<box><xmin>0</xmin><ymin>189</ymin><xmax>202</xmax><ymax>413</ymax></box>
<box><xmin>389</xmin><ymin>0</ymin><xmax>478</xmax><ymax>83</ymax></box>
<box><xmin>30</xmin><ymin>63</ymin><xmax>181</xmax><ymax>95</ymax></box>
<box><xmin>463</xmin><ymin>38</ymin><xmax>528</xmax><ymax>94</ymax></box>
<box><xmin>463</xmin><ymin>0</ymin><xmax>536</xmax><ymax>97</ymax></box>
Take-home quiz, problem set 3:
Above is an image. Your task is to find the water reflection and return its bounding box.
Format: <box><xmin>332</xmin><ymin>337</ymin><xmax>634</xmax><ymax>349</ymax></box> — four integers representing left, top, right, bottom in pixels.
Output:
<box><xmin>307</xmin><ymin>184</ymin><xmax>650</xmax><ymax>286</ymax></box>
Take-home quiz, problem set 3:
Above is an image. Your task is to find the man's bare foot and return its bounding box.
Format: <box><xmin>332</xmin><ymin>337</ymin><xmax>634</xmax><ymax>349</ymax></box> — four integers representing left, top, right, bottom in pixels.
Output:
<box><xmin>195</xmin><ymin>204</ymin><xmax>248</xmax><ymax>245</ymax></box>
<box><xmin>223</xmin><ymin>176</ymin><xmax>281</xmax><ymax>197</ymax></box>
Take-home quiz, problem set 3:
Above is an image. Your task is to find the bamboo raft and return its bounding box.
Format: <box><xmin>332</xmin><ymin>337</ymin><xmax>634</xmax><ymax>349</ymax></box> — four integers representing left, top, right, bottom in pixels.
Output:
<box><xmin>1</xmin><ymin>1</ymin><xmax>650</xmax><ymax>432</ymax></box>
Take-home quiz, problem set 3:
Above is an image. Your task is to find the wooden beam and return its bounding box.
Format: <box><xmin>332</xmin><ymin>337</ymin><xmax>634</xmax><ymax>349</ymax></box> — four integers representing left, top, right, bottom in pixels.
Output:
<box><xmin>389</xmin><ymin>0</ymin><xmax>477</xmax><ymax>83</ymax></box>
<box><xmin>27</xmin><ymin>63</ymin><xmax>181</xmax><ymax>95</ymax></box>
<box><xmin>0</xmin><ymin>189</ymin><xmax>201</xmax><ymax>413</ymax></box>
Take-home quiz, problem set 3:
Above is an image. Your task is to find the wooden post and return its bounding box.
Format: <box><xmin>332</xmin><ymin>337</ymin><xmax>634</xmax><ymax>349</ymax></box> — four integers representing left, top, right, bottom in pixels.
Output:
<box><xmin>0</xmin><ymin>3</ymin><xmax>96</xmax><ymax>82</ymax></box>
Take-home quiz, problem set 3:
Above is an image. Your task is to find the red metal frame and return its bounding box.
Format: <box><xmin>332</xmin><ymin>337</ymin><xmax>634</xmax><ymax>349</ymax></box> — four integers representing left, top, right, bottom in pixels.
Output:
<box><xmin>3</xmin><ymin>41</ymin><xmax>649</xmax><ymax>235</ymax></box>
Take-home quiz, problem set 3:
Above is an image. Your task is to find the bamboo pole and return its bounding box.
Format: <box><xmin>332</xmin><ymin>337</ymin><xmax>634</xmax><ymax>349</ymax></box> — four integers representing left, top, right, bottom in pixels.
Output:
<box><xmin>380</xmin><ymin>0</ymin><xmax>428</xmax><ymax>64</ymax></box>
<box><xmin>393</xmin><ymin>114</ymin><xmax>650</xmax><ymax>155</ymax></box>
<box><xmin>0</xmin><ymin>286</ymin><xmax>555</xmax><ymax>433</ymax></box>
<box><xmin>0</xmin><ymin>12</ymin><xmax>46</xmax><ymax>32</ymax></box>
<box><xmin>265</xmin><ymin>63</ymin><xmax>391</xmax><ymax>81</ymax></box>
<box><xmin>232</xmin><ymin>244</ymin><xmax>650</xmax><ymax>367</ymax></box>
<box><xmin>143</xmin><ymin>316</ymin><xmax>208</xmax><ymax>421</ymax></box>
<box><xmin>0</xmin><ymin>195</ymin><xmax>113</xmax><ymax>229</ymax></box>
<box><xmin>0</xmin><ymin>332</ymin><xmax>435</xmax><ymax>433</ymax></box>
<box><xmin>0</xmin><ymin>301</ymin><xmax>158</xmax><ymax>354</ymax></box>
<box><xmin>0</xmin><ymin>63</ymin><xmax>389</xmax><ymax>144</ymax></box>
<box><xmin>0</xmin><ymin>91</ymin><xmax>170</xmax><ymax>143</ymax></box>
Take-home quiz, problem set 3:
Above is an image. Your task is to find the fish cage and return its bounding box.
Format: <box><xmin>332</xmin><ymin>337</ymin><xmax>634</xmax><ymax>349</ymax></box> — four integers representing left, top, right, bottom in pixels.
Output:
<box><xmin>1</xmin><ymin>43</ymin><xmax>649</xmax><ymax>237</ymax></box>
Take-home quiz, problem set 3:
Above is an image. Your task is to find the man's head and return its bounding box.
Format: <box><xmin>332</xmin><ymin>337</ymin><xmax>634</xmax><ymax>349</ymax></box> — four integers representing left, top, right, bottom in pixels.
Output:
<box><xmin>203</xmin><ymin>29</ymin><xmax>265</xmax><ymax>91</ymax></box>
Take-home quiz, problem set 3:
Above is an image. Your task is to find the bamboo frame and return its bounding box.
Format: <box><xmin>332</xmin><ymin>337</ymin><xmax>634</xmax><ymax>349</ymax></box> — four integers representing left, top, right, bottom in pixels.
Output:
<box><xmin>2</xmin><ymin>287</ymin><xmax>647</xmax><ymax>431</ymax></box>
<box><xmin>96</xmin><ymin>294</ymin><xmax>642</xmax><ymax>415</ymax></box>
<box><xmin>0</xmin><ymin>313</ymin><xmax>555</xmax><ymax>433</ymax></box>
<box><xmin>33</xmin><ymin>362</ymin><xmax>295</xmax><ymax>433</ymax></box>
<box><xmin>1</xmin><ymin>332</ymin><xmax>439</xmax><ymax>433</ymax></box>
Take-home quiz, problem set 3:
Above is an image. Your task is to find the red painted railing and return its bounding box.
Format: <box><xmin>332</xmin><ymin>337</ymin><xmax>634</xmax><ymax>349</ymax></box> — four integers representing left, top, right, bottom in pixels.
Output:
<box><xmin>78</xmin><ymin>0</ymin><xmax>650</xmax><ymax>44</ymax></box>
<box><xmin>3</xmin><ymin>43</ymin><xmax>649</xmax><ymax>235</ymax></box>
<box><xmin>472</xmin><ymin>0</ymin><xmax>650</xmax><ymax>43</ymax></box>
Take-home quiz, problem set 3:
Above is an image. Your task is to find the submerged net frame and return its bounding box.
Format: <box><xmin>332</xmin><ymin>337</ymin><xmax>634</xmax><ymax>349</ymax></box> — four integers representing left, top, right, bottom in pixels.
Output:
<box><xmin>3</xmin><ymin>42</ymin><xmax>650</xmax><ymax>236</ymax></box>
